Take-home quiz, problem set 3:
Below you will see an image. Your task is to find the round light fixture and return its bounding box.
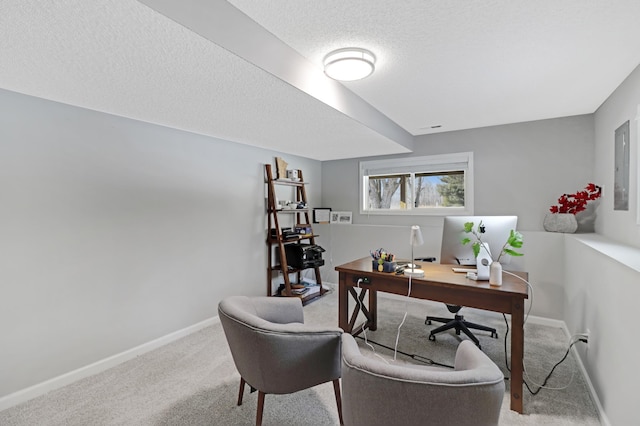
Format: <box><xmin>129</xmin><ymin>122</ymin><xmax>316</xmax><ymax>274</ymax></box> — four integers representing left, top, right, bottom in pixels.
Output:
<box><xmin>323</xmin><ymin>48</ymin><xmax>376</xmax><ymax>81</ymax></box>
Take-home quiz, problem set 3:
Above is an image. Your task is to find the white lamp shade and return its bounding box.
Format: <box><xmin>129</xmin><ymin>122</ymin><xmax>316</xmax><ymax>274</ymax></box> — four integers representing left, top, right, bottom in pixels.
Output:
<box><xmin>405</xmin><ymin>225</ymin><xmax>425</xmax><ymax>277</ymax></box>
<box><xmin>410</xmin><ymin>225</ymin><xmax>424</xmax><ymax>246</ymax></box>
<box><xmin>324</xmin><ymin>48</ymin><xmax>375</xmax><ymax>81</ymax></box>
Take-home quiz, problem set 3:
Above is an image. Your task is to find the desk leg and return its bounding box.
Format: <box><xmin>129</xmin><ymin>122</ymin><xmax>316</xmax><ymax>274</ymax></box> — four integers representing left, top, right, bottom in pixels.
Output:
<box><xmin>368</xmin><ymin>288</ymin><xmax>377</xmax><ymax>331</ymax></box>
<box><xmin>338</xmin><ymin>272</ymin><xmax>349</xmax><ymax>332</ymax></box>
<box><xmin>511</xmin><ymin>298</ymin><xmax>525</xmax><ymax>414</ymax></box>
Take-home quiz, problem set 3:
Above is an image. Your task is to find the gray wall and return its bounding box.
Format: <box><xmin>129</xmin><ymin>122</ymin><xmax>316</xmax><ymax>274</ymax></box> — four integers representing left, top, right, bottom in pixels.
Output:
<box><xmin>0</xmin><ymin>89</ymin><xmax>321</xmax><ymax>399</ymax></box>
<box><xmin>319</xmin><ymin>115</ymin><xmax>594</xmax><ymax>320</ymax></box>
<box><xmin>322</xmin><ymin>114</ymin><xmax>595</xmax><ymax>232</ymax></box>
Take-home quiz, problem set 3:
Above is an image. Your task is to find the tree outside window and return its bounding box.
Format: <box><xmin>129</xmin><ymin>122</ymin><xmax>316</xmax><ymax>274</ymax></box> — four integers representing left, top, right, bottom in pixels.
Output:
<box><xmin>367</xmin><ymin>171</ymin><xmax>464</xmax><ymax>210</ymax></box>
<box><xmin>360</xmin><ymin>153</ymin><xmax>473</xmax><ymax>216</ymax></box>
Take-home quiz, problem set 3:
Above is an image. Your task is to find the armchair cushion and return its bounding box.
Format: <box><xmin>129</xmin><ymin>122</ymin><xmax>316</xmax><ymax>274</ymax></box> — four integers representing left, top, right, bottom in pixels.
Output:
<box><xmin>341</xmin><ymin>334</ymin><xmax>504</xmax><ymax>426</ymax></box>
<box><xmin>218</xmin><ymin>296</ymin><xmax>343</xmax><ymax>395</ymax></box>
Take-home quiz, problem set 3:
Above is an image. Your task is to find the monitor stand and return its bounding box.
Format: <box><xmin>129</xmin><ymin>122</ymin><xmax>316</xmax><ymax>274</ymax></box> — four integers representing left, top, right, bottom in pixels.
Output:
<box><xmin>476</xmin><ymin>245</ymin><xmax>491</xmax><ymax>280</ymax></box>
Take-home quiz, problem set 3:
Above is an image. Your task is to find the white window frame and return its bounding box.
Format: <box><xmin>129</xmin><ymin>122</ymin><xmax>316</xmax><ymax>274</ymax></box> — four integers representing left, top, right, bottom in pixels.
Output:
<box><xmin>359</xmin><ymin>152</ymin><xmax>474</xmax><ymax>216</ymax></box>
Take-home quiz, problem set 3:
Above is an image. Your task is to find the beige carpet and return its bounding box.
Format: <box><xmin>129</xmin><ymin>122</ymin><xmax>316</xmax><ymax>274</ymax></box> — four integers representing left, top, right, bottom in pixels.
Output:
<box><xmin>0</xmin><ymin>288</ymin><xmax>601</xmax><ymax>425</ymax></box>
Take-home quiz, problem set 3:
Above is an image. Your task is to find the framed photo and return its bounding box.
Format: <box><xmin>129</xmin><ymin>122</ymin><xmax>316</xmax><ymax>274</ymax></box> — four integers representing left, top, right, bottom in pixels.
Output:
<box><xmin>614</xmin><ymin>120</ymin><xmax>630</xmax><ymax>211</ymax></box>
<box><xmin>313</xmin><ymin>207</ymin><xmax>332</xmax><ymax>224</ymax></box>
<box><xmin>330</xmin><ymin>211</ymin><xmax>352</xmax><ymax>224</ymax></box>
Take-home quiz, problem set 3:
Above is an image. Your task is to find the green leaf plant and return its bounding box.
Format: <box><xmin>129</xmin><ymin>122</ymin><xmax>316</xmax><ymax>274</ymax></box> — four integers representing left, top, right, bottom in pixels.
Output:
<box><xmin>461</xmin><ymin>221</ymin><xmax>524</xmax><ymax>263</ymax></box>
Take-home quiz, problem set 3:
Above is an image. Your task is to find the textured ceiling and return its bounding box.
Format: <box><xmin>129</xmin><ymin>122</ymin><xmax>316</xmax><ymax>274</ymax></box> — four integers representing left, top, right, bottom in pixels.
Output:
<box><xmin>2</xmin><ymin>1</ymin><xmax>640</xmax><ymax>161</ymax></box>
<box><xmin>229</xmin><ymin>0</ymin><xmax>640</xmax><ymax>134</ymax></box>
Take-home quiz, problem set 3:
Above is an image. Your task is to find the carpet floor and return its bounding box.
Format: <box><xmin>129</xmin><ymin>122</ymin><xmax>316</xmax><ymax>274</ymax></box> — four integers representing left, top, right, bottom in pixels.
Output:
<box><xmin>0</xmin><ymin>288</ymin><xmax>601</xmax><ymax>425</ymax></box>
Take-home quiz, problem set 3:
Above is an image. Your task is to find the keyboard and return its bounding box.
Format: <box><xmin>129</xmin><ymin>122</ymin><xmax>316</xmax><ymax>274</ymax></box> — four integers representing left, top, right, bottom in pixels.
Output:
<box><xmin>452</xmin><ymin>267</ymin><xmax>477</xmax><ymax>273</ymax></box>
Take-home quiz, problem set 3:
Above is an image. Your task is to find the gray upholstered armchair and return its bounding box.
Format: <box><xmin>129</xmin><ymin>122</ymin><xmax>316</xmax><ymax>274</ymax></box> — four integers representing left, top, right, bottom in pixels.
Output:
<box><xmin>218</xmin><ymin>296</ymin><xmax>344</xmax><ymax>426</ymax></box>
<box><xmin>341</xmin><ymin>333</ymin><xmax>504</xmax><ymax>426</ymax></box>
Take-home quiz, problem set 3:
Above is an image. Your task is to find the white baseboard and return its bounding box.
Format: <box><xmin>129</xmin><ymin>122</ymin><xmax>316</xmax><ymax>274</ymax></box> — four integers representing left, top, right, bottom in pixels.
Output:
<box><xmin>0</xmin><ymin>316</ymin><xmax>219</xmax><ymax>412</ymax></box>
<box><xmin>524</xmin><ymin>314</ymin><xmax>564</xmax><ymax>328</ymax></box>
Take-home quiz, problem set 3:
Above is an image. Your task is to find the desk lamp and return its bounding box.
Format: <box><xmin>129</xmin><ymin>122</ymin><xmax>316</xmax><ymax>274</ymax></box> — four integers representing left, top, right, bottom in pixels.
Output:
<box><xmin>404</xmin><ymin>225</ymin><xmax>425</xmax><ymax>278</ymax></box>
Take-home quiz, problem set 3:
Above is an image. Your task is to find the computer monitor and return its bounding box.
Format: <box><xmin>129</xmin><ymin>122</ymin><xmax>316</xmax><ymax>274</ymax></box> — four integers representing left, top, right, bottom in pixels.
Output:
<box><xmin>440</xmin><ymin>216</ymin><xmax>518</xmax><ymax>266</ymax></box>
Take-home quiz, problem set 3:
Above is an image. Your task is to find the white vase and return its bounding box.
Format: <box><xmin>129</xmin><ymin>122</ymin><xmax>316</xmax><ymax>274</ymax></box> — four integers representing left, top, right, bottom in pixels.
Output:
<box><xmin>543</xmin><ymin>213</ymin><xmax>578</xmax><ymax>233</ymax></box>
<box><xmin>489</xmin><ymin>261</ymin><xmax>502</xmax><ymax>286</ymax></box>
<box><xmin>575</xmin><ymin>199</ymin><xmax>600</xmax><ymax>233</ymax></box>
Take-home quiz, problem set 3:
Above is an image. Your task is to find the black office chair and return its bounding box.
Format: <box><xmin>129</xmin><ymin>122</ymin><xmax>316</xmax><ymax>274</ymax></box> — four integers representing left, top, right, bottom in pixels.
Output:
<box><xmin>425</xmin><ymin>305</ymin><xmax>497</xmax><ymax>349</ymax></box>
<box><xmin>426</xmin><ymin>216</ymin><xmax>506</xmax><ymax>350</ymax></box>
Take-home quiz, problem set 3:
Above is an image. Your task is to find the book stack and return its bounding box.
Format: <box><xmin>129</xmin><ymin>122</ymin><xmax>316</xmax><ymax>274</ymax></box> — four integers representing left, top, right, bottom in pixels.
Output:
<box><xmin>277</xmin><ymin>282</ymin><xmax>325</xmax><ymax>297</ymax></box>
<box><xmin>291</xmin><ymin>287</ymin><xmax>309</xmax><ymax>296</ymax></box>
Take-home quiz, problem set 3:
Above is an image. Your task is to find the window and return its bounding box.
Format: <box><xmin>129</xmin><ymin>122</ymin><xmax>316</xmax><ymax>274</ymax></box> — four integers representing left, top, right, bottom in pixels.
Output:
<box><xmin>359</xmin><ymin>152</ymin><xmax>474</xmax><ymax>216</ymax></box>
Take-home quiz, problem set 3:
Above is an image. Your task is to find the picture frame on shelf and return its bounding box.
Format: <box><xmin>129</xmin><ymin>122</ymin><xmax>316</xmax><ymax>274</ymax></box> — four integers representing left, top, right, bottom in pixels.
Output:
<box><xmin>330</xmin><ymin>211</ymin><xmax>352</xmax><ymax>224</ymax></box>
<box><xmin>313</xmin><ymin>207</ymin><xmax>332</xmax><ymax>224</ymax></box>
<box><xmin>275</xmin><ymin>157</ymin><xmax>288</xmax><ymax>179</ymax></box>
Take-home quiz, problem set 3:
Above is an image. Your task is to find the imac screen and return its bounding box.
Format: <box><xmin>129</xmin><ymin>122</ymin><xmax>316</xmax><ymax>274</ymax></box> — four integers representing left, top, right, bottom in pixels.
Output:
<box><xmin>440</xmin><ymin>216</ymin><xmax>518</xmax><ymax>266</ymax></box>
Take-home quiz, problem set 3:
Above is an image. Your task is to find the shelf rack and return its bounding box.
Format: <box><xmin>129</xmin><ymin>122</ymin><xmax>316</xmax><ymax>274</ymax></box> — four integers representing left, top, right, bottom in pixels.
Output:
<box><xmin>265</xmin><ymin>164</ymin><xmax>327</xmax><ymax>303</ymax></box>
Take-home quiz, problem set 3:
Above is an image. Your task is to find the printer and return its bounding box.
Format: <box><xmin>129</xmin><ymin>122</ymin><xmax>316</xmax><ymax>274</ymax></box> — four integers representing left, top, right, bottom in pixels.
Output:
<box><xmin>282</xmin><ymin>244</ymin><xmax>325</xmax><ymax>269</ymax></box>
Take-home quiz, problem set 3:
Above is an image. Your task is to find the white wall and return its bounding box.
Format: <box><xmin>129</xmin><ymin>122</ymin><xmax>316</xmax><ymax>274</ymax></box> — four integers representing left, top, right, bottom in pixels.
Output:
<box><xmin>0</xmin><ymin>89</ymin><xmax>321</xmax><ymax>399</ymax></box>
<box><xmin>563</xmin><ymin>63</ymin><xmax>640</xmax><ymax>426</ymax></box>
<box><xmin>564</xmin><ymin>235</ymin><xmax>640</xmax><ymax>426</ymax></box>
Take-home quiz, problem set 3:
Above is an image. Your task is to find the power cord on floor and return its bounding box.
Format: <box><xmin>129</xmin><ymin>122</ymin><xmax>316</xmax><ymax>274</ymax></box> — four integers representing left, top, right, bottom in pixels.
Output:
<box><xmin>358</xmin><ymin>265</ymin><xmax>586</xmax><ymax>390</ymax></box>
<box><xmin>502</xmin><ymin>313</ymin><xmax>588</xmax><ymax>395</ymax></box>
<box><xmin>393</xmin><ymin>273</ymin><xmax>413</xmax><ymax>361</ymax></box>
<box><xmin>358</xmin><ymin>267</ymin><xmax>451</xmax><ymax>367</ymax></box>
<box><xmin>355</xmin><ymin>335</ymin><xmax>454</xmax><ymax>369</ymax></box>
<box><xmin>355</xmin><ymin>278</ymin><xmax>391</xmax><ymax>365</ymax></box>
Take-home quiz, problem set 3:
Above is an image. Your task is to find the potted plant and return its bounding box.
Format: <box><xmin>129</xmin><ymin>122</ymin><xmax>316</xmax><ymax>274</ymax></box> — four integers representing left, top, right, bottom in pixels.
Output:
<box><xmin>461</xmin><ymin>221</ymin><xmax>523</xmax><ymax>286</ymax></box>
<box><xmin>544</xmin><ymin>183</ymin><xmax>602</xmax><ymax>233</ymax></box>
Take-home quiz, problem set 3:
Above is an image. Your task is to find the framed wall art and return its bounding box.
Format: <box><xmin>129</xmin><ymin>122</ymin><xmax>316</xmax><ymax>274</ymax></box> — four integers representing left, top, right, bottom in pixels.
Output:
<box><xmin>614</xmin><ymin>120</ymin><xmax>630</xmax><ymax>211</ymax></box>
<box><xmin>313</xmin><ymin>207</ymin><xmax>331</xmax><ymax>224</ymax></box>
<box><xmin>330</xmin><ymin>211</ymin><xmax>352</xmax><ymax>224</ymax></box>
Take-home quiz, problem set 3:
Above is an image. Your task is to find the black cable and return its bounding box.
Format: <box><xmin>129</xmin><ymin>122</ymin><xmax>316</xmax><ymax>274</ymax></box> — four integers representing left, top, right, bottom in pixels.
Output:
<box><xmin>355</xmin><ymin>312</ymin><xmax>582</xmax><ymax>393</ymax></box>
<box><xmin>354</xmin><ymin>335</ymin><xmax>454</xmax><ymax>369</ymax></box>
<box><xmin>525</xmin><ymin>340</ymin><xmax>579</xmax><ymax>395</ymax></box>
<box><xmin>501</xmin><ymin>313</ymin><xmax>585</xmax><ymax>395</ymax></box>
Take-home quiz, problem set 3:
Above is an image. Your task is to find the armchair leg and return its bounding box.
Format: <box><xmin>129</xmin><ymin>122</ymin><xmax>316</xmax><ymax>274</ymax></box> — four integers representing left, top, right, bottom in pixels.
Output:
<box><xmin>256</xmin><ymin>391</ymin><xmax>265</xmax><ymax>426</ymax></box>
<box><xmin>238</xmin><ymin>377</ymin><xmax>245</xmax><ymax>406</ymax></box>
<box><xmin>333</xmin><ymin>379</ymin><xmax>344</xmax><ymax>425</ymax></box>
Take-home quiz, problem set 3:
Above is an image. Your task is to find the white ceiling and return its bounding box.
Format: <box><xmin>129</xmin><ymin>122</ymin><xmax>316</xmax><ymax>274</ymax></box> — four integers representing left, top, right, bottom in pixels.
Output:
<box><xmin>2</xmin><ymin>1</ymin><xmax>640</xmax><ymax>161</ymax></box>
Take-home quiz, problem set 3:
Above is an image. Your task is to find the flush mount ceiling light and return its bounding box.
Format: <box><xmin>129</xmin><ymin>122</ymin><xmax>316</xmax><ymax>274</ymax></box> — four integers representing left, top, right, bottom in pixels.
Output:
<box><xmin>323</xmin><ymin>48</ymin><xmax>376</xmax><ymax>81</ymax></box>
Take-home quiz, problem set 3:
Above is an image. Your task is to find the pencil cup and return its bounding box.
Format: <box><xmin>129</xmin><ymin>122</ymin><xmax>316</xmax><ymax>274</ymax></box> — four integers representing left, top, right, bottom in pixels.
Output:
<box><xmin>372</xmin><ymin>261</ymin><xmax>397</xmax><ymax>273</ymax></box>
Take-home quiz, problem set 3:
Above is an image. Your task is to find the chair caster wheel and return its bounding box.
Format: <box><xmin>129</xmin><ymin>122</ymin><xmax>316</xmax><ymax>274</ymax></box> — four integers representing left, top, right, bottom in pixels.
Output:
<box><xmin>492</xmin><ymin>332</ymin><xmax>498</xmax><ymax>339</ymax></box>
<box><xmin>425</xmin><ymin>319</ymin><xmax>432</xmax><ymax>325</ymax></box>
<box><xmin>428</xmin><ymin>334</ymin><xmax>436</xmax><ymax>341</ymax></box>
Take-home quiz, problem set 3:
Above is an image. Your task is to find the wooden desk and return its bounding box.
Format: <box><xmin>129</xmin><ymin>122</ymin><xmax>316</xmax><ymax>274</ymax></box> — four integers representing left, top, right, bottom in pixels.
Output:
<box><xmin>335</xmin><ymin>257</ymin><xmax>528</xmax><ymax>413</ymax></box>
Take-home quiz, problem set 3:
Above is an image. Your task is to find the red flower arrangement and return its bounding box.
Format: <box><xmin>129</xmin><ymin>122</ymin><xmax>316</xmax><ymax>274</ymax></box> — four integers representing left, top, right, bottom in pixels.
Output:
<box><xmin>549</xmin><ymin>183</ymin><xmax>602</xmax><ymax>214</ymax></box>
